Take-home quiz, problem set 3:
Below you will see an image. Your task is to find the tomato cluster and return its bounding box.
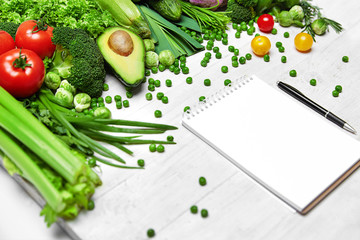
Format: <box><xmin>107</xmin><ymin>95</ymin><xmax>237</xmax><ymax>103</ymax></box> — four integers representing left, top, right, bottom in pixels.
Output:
<box><xmin>0</xmin><ymin>20</ymin><xmax>56</xmax><ymax>98</ymax></box>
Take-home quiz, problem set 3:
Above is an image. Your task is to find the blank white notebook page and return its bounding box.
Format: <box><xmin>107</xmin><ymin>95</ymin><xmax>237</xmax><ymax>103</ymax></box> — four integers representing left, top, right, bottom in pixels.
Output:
<box><xmin>182</xmin><ymin>75</ymin><xmax>360</xmax><ymax>212</ymax></box>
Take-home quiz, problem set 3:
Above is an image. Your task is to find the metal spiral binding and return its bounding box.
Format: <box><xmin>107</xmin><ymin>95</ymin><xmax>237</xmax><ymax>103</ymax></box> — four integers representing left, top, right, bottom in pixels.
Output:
<box><xmin>183</xmin><ymin>75</ymin><xmax>252</xmax><ymax>120</ymax></box>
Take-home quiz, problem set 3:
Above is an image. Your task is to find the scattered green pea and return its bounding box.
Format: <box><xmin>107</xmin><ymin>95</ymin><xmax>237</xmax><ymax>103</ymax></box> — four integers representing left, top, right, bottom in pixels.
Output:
<box><xmin>87</xmin><ymin>200</ymin><xmax>95</xmax><ymax>210</ymax></box>
<box><xmin>278</xmin><ymin>46</ymin><xmax>285</xmax><ymax>52</ymax></box>
<box><xmin>276</xmin><ymin>42</ymin><xmax>282</xmax><ymax>48</ymax></box>
<box><xmin>174</xmin><ymin>67</ymin><xmax>181</xmax><ymax>75</ymax></box>
<box><xmin>157</xmin><ymin>144</ymin><xmax>165</xmax><ymax>153</ymax></box>
<box><xmin>255</xmin><ymin>33</ymin><xmax>260</xmax><ymax>37</ymax></box>
<box><xmin>289</xmin><ymin>69</ymin><xmax>297</xmax><ymax>77</ymax></box>
<box><xmin>97</xmin><ymin>97</ymin><xmax>104</xmax><ymax>103</ymax></box>
<box><xmin>235</xmin><ymin>31</ymin><xmax>241</xmax><ymax>38</ymax></box>
<box><xmin>147</xmin><ymin>228</ymin><xmax>155</xmax><ymax>238</ymax></box>
<box><xmin>184</xmin><ymin>106</ymin><xmax>190</xmax><ymax>112</ymax></box>
<box><xmin>221</xmin><ymin>66</ymin><xmax>228</xmax><ymax>73</ymax></box>
<box><xmin>167</xmin><ymin>135</ymin><xmax>174</xmax><ymax>142</ymax></box>
<box><xmin>190</xmin><ymin>205</ymin><xmax>198</xmax><ymax>214</ymax></box>
<box><xmin>205</xmin><ymin>52</ymin><xmax>212</xmax><ymax>58</ymax></box>
<box><xmin>158</xmin><ymin>64</ymin><xmax>166</xmax><ymax>72</ymax></box>
<box><xmin>201</xmin><ymin>60</ymin><xmax>207</xmax><ymax>67</ymax></box>
<box><xmin>161</xmin><ymin>96</ymin><xmax>169</xmax><ymax>104</ymax></box>
<box><xmin>335</xmin><ymin>85</ymin><xmax>342</xmax><ymax>93</ymax></box>
<box><xmin>264</xmin><ymin>54</ymin><xmax>270</xmax><ymax>62</ymax></box>
<box><xmin>180</xmin><ymin>55</ymin><xmax>186</xmax><ymax>62</ymax></box>
<box><xmin>203</xmin><ymin>33</ymin><xmax>210</xmax><ymax>40</ymax></box>
<box><xmin>151</xmin><ymin>66</ymin><xmax>158</xmax><ymax>74</ymax></box>
<box><xmin>103</xmin><ymin>83</ymin><xmax>109</xmax><ymax>91</ymax></box>
<box><xmin>90</xmin><ymin>102</ymin><xmax>97</xmax><ymax>109</ymax></box>
<box><xmin>105</xmin><ymin>96</ymin><xmax>112</xmax><ymax>103</ymax></box>
<box><xmin>116</xmin><ymin>101</ymin><xmax>122</xmax><ymax>109</ymax></box>
<box><xmin>169</xmin><ymin>65</ymin><xmax>175</xmax><ymax>72</ymax></box>
<box><xmin>148</xmin><ymin>78</ymin><xmax>155</xmax><ymax>84</ymax></box>
<box><xmin>199</xmin><ymin>176</ymin><xmax>207</xmax><ymax>186</ymax></box>
<box><xmin>284</xmin><ymin>32</ymin><xmax>290</xmax><ymax>38</ymax></box>
<box><xmin>215</xmin><ymin>52</ymin><xmax>222</xmax><ymax>59</ymax></box>
<box><xmin>241</xmin><ymin>24</ymin><xmax>248</xmax><ymax>31</ymax></box>
<box><xmin>88</xmin><ymin>158</ymin><xmax>97</xmax><ymax>168</ymax></box>
<box><xmin>232</xmin><ymin>22</ymin><xmax>238</xmax><ymax>29</ymax></box>
<box><xmin>156</xmin><ymin>92</ymin><xmax>164</xmax><ymax>100</ymax></box>
<box><xmin>222</xmin><ymin>38</ymin><xmax>228</xmax><ymax>45</ymax></box>
<box><xmin>126</xmin><ymin>91</ymin><xmax>133</xmax><ymax>98</ymax></box>
<box><xmin>145</xmin><ymin>69</ymin><xmax>151</xmax><ymax>76</ymax></box>
<box><xmin>165</xmin><ymin>79</ymin><xmax>172</xmax><ymax>87</ymax></box>
<box><xmin>332</xmin><ymin>90</ymin><xmax>339</xmax><ymax>97</ymax></box>
<box><xmin>228</xmin><ymin>45</ymin><xmax>235</xmax><ymax>52</ymax></box>
<box><xmin>123</xmin><ymin>100</ymin><xmax>130</xmax><ymax>108</ymax></box>
<box><xmin>182</xmin><ymin>67</ymin><xmax>190</xmax><ymax>74</ymax></box>
<box><xmin>180</xmin><ymin>62</ymin><xmax>186</xmax><ymax>69</ymax></box>
<box><xmin>114</xmin><ymin>95</ymin><xmax>122</xmax><ymax>102</ymax></box>
<box><xmin>234</xmin><ymin>49</ymin><xmax>239</xmax><ymax>56</ymax></box>
<box><xmin>98</xmin><ymin>102</ymin><xmax>105</xmax><ymax>107</ymax></box>
<box><xmin>224</xmin><ymin>79</ymin><xmax>231</xmax><ymax>86</ymax></box>
<box><xmin>199</xmin><ymin>96</ymin><xmax>206</xmax><ymax>102</ymax></box>
<box><xmin>213</xmin><ymin>46</ymin><xmax>220</xmax><ymax>53</ymax></box>
<box><xmin>201</xmin><ymin>209</ymin><xmax>209</xmax><ymax>218</ymax></box>
<box><xmin>232</xmin><ymin>61</ymin><xmax>239</xmax><ymax>67</ymax></box>
<box><xmin>245</xmin><ymin>53</ymin><xmax>252</xmax><ymax>60</ymax></box>
<box><xmin>145</xmin><ymin>92</ymin><xmax>152</xmax><ymax>101</ymax></box>
<box><xmin>186</xmin><ymin>77</ymin><xmax>193</xmax><ymax>84</ymax></box>
<box><xmin>239</xmin><ymin>56</ymin><xmax>246</xmax><ymax>64</ymax></box>
<box><xmin>154</xmin><ymin>80</ymin><xmax>160</xmax><ymax>87</ymax></box>
<box><xmin>148</xmin><ymin>84</ymin><xmax>155</xmax><ymax>92</ymax></box>
<box><xmin>137</xmin><ymin>159</ymin><xmax>145</xmax><ymax>167</ymax></box>
<box><xmin>281</xmin><ymin>56</ymin><xmax>287</xmax><ymax>63</ymax></box>
<box><xmin>271</xmin><ymin>28</ymin><xmax>277</xmax><ymax>34</ymax></box>
<box><xmin>342</xmin><ymin>56</ymin><xmax>349</xmax><ymax>62</ymax></box>
<box><xmin>310</xmin><ymin>79</ymin><xmax>317</xmax><ymax>86</ymax></box>
<box><xmin>204</xmin><ymin>78</ymin><xmax>211</xmax><ymax>86</ymax></box>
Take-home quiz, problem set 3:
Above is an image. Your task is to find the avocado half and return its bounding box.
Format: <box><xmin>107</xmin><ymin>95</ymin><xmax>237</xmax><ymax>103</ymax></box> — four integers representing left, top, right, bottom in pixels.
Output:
<box><xmin>97</xmin><ymin>27</ymin><xmax>145</xmax><ymax>87</ymax></box>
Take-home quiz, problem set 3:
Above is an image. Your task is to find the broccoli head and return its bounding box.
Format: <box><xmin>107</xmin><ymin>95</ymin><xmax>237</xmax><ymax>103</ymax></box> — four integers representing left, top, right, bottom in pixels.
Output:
<box><xmin>227</xmin><ymin>0</ymin><xmax>255</xmax><ymax>24</ymax></box>
<box><xmin>50</xmin><ymin>27</ymin><xmax>106</xmax><ymax>98</ymax></box>
<box><xmin>235</xmin><ymin>0</ymin><xmax>258</xmax><ymax>8</ymax></box>
<box><xmin>0</xmin><ymin>22</ymin><xmax>19</xmax><ymax>40</ymax></box>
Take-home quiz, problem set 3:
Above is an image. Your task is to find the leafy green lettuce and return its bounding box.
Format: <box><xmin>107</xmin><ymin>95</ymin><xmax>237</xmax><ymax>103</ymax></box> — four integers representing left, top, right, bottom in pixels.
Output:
<box><xmin>0</xmin><ymin>0</ymin><xmax>117</xmax><ymax>38</ymax></box>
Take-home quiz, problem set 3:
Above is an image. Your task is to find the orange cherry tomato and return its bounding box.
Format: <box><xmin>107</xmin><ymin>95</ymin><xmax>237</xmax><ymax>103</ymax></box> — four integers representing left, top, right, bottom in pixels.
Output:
<box><xmin>294</xmin><ymin>32</ymin><xmax>313</xmax><ymax>52</ymax></box>
<box><xmin>251</xmin><ymin>35</ymin><xmax>271</xmax><ymax>56</ymax></box>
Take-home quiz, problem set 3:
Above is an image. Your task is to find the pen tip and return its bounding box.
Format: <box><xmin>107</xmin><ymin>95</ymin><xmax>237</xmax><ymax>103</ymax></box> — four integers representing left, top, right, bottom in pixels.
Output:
<box><xmin>344</xmin><ymin>123</ymin><xmax>357</xmax><ymax>135</ymax></box>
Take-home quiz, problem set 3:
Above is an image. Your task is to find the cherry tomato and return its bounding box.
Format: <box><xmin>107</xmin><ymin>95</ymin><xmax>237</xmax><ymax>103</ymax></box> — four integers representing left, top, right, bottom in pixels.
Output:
<box><xmin>15</xmin><ymin>20</ymin><xmax>56</xmax><ymax>59</ymax></box>
<box><xmin>0</xmin><ymin>31</ymin><xmax>15</xmax><ymax>56</ymax></box>
<box><xmin>294</xmin><ymin>32</ymin><xmax>313</xmax><ymax>52</ymax></box>
<box><xmin>257</xmin><ymin>14</ymin><xmax>274</xmax><ymax>33</ymax></box>
<box><xmin>251</xmin><ymin>35</ymin><xmax>271</xmax><ymax>56</ymax></box>
<box><xmin>0</xmin><ymin>49</ymin><xmax>45</xmax><ymax>98</ymax></box>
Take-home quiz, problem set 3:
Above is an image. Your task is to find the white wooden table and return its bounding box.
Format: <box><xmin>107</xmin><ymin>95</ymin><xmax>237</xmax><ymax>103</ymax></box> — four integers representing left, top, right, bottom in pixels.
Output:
<box><xmin>2</xmin><ymin>0</ymin><xmax>360</xmax><ymax>239</ymax></box>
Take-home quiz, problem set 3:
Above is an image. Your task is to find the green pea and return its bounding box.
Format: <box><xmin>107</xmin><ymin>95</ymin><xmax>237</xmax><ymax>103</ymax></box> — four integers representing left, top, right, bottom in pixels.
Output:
<box><xmin>182</xmin><ymin>67</ymin><xmax>190</xmax><ymax>74</ymax></box>
<box><xmin>222</xmin><ymin>38</ymin><xmax>228</xmax><ymax>45</ymax></box>
<box><xmin>310</xmin><ymin>79</ymin><xmax>317</xmax><ymax>86</ymax></box>
<box><xmin>201</xmin><ymin>209</ymin><xmax>209</xmax><ymax>218</ymax></box>
<box><xmin>276</xmin><ymin>42</ymin><xmax>282</xmax><ymax>48</ymax></box>
<box><xmin>154</xmin><ymin>109</ymin><xmax>162</xmax><ymax>118</ymax></box>
<box><xmin>203</xmin><ymin>56</ymin><xmax>210</xmax><ymax>63</ymax></box>
<box><xmin>204</xmin><ymin>78</ymin><xmax>211</xmax><ymax>86</ymax></box>
<box><xmin>213</xmin><ymin>46</ymin><xmax>220</xmax><ymax>53</ymax></box>
<box><xmin>145</xmin><ymin>92</ymin><xmax>152</xmax><ymax>101</ymax></box>
<box><xmin>184</xmin><ymin>106</ymin><xmax>190</xmax><ymax>112</ymax></box>
<box><xmin>190</xmin><ymin>205</ymin><xmax>198</xmax><ymax>214</ymax></box>
<box><xmin>224</xmin><ymin>79</ymin><xmax>232</xmax><ymax>86</ymax></box>
<box><xmin>151</xmin><ymin>66</ymin><xmax>158</xmax><ymax>74</ymax></box>
<box><xmin>332</xmin><ymin>90</ymin><xmax>339</xmax><ymax>97</ymax></box>
<box><xmin>145</xmin><ymin>69</ymin><xmax>151</xmax><ymax>76</ymax></box>
<box><xmin>278</xmin><ymin>46</ymin><xmax>285</xmax><ymax>52</ymax></box>
<box><xmin>215</xmin><ymin>34</ymin><xmax>222</xmax><ymax>41</ymax></box>
<box><xmin>271</xmin><ymin>28</ymin><xmax>277</xmax><ymax>34</ymax></box>
<box><xmin>215</xmin><ymin>52</ymin><xmax>222</xmax><ymax>59</ymax></box>
<box><xmin>98</xmin><ymin>102</ymin><xmax>105</xmax><ymax>107</ymax></box>
<box><xmin>231</xmin><ymin>56</ymin><xmax>238</xmax><ymax>62</ymax></box>
<box><xmin>98</xmin><ymin>97</ymin><xmax>104</xmax><ymax>103</ymax></box>
<box><xmin>186</xmin><ymin>77</ymin><xmax>193</xmax><ymax>84</ymax></box>
<box><xmin>167</xmin><ymin>135</ymin><xmax>174</xmax><ymax>141</ymax></box>
<box><xmin>239</xmin><ymin>56</ymin><xmax>246</xmax><ymax>64</ymax></box>
<box><xmin>255</xmin><ymin>33</ymin><xmax>260</xmax><ymax>37</ymax></box>
<box><xmin>137</xmin><ymin>159</ymin><xmax>145</xmax><ymax>167</ymax></box>
<box><xmin>156</xmin><ymin>144</ymin><xmax>165</xmax><ymax>152</ymax></box>
<box><xmin>232</xmin><ymin>22</ymin><xmax>238</xmax><ymax>29</ymax></box>
<box><xmin>105</xmin><ymin>96</ymin><xmax>112</xmax><ymax>103</ymax></box>
<box><xmin>179</xmin><ymin>55</ymin><xmax>186</xmax><ymax>63</ymax></box>
<box><xmin>235</xmin><ymin>31</ymin><xmax>241</xmax><ymax>38</ymax></box>
<box><xmin>199</xmin><ymin>176</ymin><xmax>207</xmax><ymax>186</ymax></box>
<box><xmin>148</xmin><ymin>84</ymin><xmax>155</xmax><ymax>92</ymax></box>
<box><xmin>249</xmin><ymin>20</ymin><xmax>254</xmax><ymax>26</ymax></box>
<box><xmin>241</xmin><ymin>24</ymin><xmax>248</xmax><ymax>31</ymax></box>
<box><xmin>203</xmin><ymin>33</ymin><xmax>210</xmax><ymax>40</ymax></box>
<box><xmin>199</xmin><ymin>96</ymin><xmax>206</xmax><ymax>102</ymax></box>
<box><xmin>158</xmin><ymin>64</ymin><xmax>166</xmax><ymax>72</ymax></box>
<box><xmin>126</xmin><ymin>91</ymin><xmax>133</xmax><ymax>98</ymax></box>
<box><xmin>116</xmin><ymin>101</ymin><xmax>122</xmax><ymax>109</ymax></box>
<box><xmin>232</xmin><ymin>60</ymin><xmax>239</xmax><ymax>68</ymax></box>
<box><xmin>245</xmin><ymin>53</ymin><xmax>252</xmax><ymax>60</ymax></box>
<box><xmin>222</xmin><ymin>32</ymin><xmax>228</xmax><ymax>38</ymax></box>
<box><xmin>342</xmin><ymin>56</ymin><xmax>349</xmax><ymax>62</ymax></box>
<box><xmin>169</xmin><ymin>65</ymin><xmax>175</xmax><ymax>72</ymax></box>
<box><xmin>174</xmin><ymin>59</ymin><xmax>180</xmax><ymax>67</ymax></box>
<box><xmin>264</xmin><ymin>54</ymin><xmax>270</xmax><ymax>62</ymax></box>
<box><xmin>123</xmin><ymin>100</ymin><xmax>129</xmax><ymax>108</ymax></box>
<box><xmin>228</xmin><ymin>45</ymin><xmax>235</xmax><ymax>52</ymax></box>
<box><xmin>156</xmin><ymin>92</ymin><xmax>164</xmax><ymax>100</ymax></box>
<box><xmin>247</xmin><ymin>28</ymin><xmax>253</xmax><ymax>35</ymax></box>
<box><xmin>87</xmin><ymin>200</ymin><xmax>95</xmax><ymax>210</ymax></box>
<box><xmin>180</xmin><ymin>62</ymin><xmax>186</xmax><ymax>69</ymax></box>
<box><xmin>174</xmin><ymin>67</ymin><xmax>181</xmax><ymax>75</ymax></box>
<box><xmin>284</xmin><ymin>32</ymin><xmax>290</xmax><ymax>38</ymax></box>
<box><xmin>114</xmin><ymin>95</ymin><xmax>121</xmax><ymax>102</ymax></box>
<box><xmin>147</xmin><ymin>228</ymin><xmax>155</xmax><ymax>238</ymax></box>
<box><xmin>205</xmin><ymin>52</ymin><xmax>212</xmax><ymax>58</ymax></box>
<box><xmin>335</xmin><ymin>85</ymin><xmax>342</xmax><ymax>93</ymax></box>
<box><xmin>289</xmin><ymin>70</ymin><xmax>297</xmax><ymax>77</ymax></box>
<box><xmin>201</xmin><ymin>60</ymin><xmax>207</xmax><ymax>67</ymax></box>
<box><xmin>233</xmin><ymin>49</ymin><xmax>239</xmax><ymax>56</ymax></box>
<box><xmin>206</xmin><ymin>44</ymin><xmax>213</xmax><ymax>50</ymax></box>
<box><xmin>165</xmin><ymin>79</ymin><xmax>172</xmax><ymax>87</ymax></box>
<box><xmin>103</xmin><ymin>83</ymin><xmax>109</xmax><ymax>91</ymax></box>
<box><xmin>221</xmin><ymin>66</ymin><xmax>228</xmax><ymax>73</ymax></box>
<box><xmin>161</xmin><ymin>96</ymin><xmax>169</xmax><ymax>104</ymax></box>
<box><xmin>90</xmin><ymin>102</ymin><xmax>97</xmax><ymax>109</ymax></box>
<box><xmin>281</xmin><ymin>56</ymin><xmax>287</xmax><ymax>63</ymax></box>
<box><xmin>88</xmin><ymin>158</ymin><xmax>97</xmax><ymax>168</ymax></box>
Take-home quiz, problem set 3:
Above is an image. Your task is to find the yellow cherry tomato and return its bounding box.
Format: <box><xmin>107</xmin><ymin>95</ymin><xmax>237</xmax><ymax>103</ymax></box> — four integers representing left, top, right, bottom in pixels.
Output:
<box><xmin>251</xmin><ymin>36</ymin><xmax>271</xmax><ymax>56</ymax></box>
<box><xmin>294</xmin><ymin>32</ymin><xmax>313</xmax><ymax>52</ymax></box>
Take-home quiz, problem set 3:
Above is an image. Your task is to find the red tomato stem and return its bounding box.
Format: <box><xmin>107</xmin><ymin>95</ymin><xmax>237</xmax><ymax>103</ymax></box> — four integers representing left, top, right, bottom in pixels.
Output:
<box><xmin>12</xmin><ymin>49</ymin><xmax>32</xmax><ymax>70</ymax></box>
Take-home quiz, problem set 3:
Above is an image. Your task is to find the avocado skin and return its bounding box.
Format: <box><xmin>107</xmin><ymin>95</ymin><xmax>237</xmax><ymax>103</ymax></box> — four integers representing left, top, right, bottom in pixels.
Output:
<box><xmin>97</xmin><ymin>27</ymin><xmax>146</xmax><ymax>87</ymax></box>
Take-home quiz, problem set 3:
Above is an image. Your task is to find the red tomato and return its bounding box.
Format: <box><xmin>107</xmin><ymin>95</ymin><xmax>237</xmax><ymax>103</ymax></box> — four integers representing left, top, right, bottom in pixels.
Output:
<box><xmin>0</xmin><ymin>31</ymin><xmax>15</xmax><ymax>56</ymax></box>
<box><xmin>0</xmin><ymin>49</ymin><xmax>45</xmax><ymax>98</ymax></box>
<box><xmin>257</xmin><ymin>14</ymin><xmax>275</xmax><ymax>33</ymax></box>
<box><xmin>15</xmin><ymin>20</ymin><xmax>56</xmax><ymax>59</ymax></box>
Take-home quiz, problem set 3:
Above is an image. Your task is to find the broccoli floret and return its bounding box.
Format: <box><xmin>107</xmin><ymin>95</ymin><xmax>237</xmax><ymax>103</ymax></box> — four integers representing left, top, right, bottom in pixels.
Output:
<box><xmin>227</xmin><ymin>0</ymin><xmax>255</xmax><ymax>24</ymax></box>
<box><xmin>0</xmin><ymin>22</ymin><xmax>19</xmax><ymax>40</ymax></box>
<box><xmin>235</xmin><ymin>0</ymin><xmax>258</xmax><ymax>8</ymax></box>
<box><xmin>50</xmin><ymin>27</ymin><xmax>106</xmax><ymax>98</ymax></box>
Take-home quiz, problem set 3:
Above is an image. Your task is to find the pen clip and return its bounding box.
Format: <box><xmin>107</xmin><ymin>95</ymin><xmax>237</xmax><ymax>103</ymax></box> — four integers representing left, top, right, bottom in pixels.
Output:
<box><xmin>277</xmin><ymin>81</ymin><xmax>306</xmax><ymax>97</ymax></box>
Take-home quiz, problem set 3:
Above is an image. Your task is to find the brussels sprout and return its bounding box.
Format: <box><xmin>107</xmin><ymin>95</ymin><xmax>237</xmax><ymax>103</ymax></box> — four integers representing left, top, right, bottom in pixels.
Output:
<box><xmin>59</xmin><ymin>80</ymin><xmax>76</xmax><ymax>95</ymax></box>
<box><xmin>158</xmin><ymin>50</ymin><xmax>175</xmax><ymax>67</ymax></box>
<box><xmin>73</xmin><ymin>93</ymin><xmax>91</xmax><ymax>112</ymax></box>
<box><xmin>55</xmin><ymin>88</ymin><xmax>74</xmax><ymax>106</ymax></box>
<box><xmin>311</xmin><ymin>18</ymin><xmax>327</xmax><ymax>35</ymax></box>
<box><xmin>145</xmin><ymin>51</ymin><xmax>159</xmax><ymax>69</ymax></box>
<box><xmin>93</xmin><ymin>106</ymin><xmax>111</xmax><ymax>119</ymax></box>
<box><xmin>44</xmin><ymin>72</ymin><xmax>61</xmax><ymax>90</ymax></box>
<box><xmin>278</xmin><ymin>11</ymin><xmax>293</xmax><ymax>27</ymax></box>
<box><xmin>144</xmin><ymin>39</ymin><xmax>155</xmax><ymax>52</ymax></box>
<box><xmin>289</xmin><ymin>5</ymin><xmax>304</xmax><ymax>21</ymax></box>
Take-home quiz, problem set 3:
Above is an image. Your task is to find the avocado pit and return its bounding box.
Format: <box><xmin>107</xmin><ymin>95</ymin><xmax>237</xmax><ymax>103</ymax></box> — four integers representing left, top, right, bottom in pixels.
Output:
<box><xmin>108</xmin><ymin>30</ymin><xmax>134</xmax><ymax>57</ymax></box>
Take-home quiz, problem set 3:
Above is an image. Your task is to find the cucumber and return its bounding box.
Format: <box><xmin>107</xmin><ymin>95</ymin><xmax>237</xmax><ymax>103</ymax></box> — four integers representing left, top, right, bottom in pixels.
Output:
<box><xmin>149</xmin><ymin>0</ymin><xmax>182</xmax><ymax>22</ymax></box>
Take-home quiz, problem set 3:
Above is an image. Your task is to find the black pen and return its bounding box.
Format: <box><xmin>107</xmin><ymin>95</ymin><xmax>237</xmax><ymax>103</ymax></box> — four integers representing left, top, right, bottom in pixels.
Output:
<box><xmin>277</xmin><ymin>81</ymin><xmax>357</xmax><ymax>135</ymax></box>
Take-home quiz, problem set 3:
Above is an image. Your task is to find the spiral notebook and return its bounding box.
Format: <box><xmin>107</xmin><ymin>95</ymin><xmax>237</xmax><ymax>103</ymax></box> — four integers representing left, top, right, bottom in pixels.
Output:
<box><xmin>182</xmin><ymin>75</ymin><xmax>360</xmax><ymax>214</ymax></box>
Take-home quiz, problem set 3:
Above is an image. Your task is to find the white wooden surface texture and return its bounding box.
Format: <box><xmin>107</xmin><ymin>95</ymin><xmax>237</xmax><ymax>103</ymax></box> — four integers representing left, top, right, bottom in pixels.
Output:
<box><xmin>1</xmin><ymin>1</ymin><xmax>360</xmax><ymax>239</ymax></box>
